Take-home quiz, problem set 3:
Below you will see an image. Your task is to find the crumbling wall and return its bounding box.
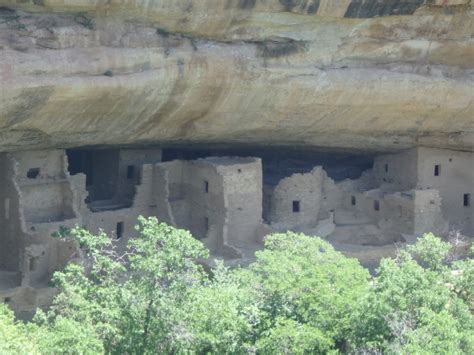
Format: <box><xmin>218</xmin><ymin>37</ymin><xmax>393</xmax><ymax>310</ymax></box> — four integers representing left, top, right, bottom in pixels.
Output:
<box><xmin>0</xmin><ymin>154</ymin><xmax>23</xmax><ymax>275</ymax></box>
<box><xmin>11</xmin><ymin>150</ymin><xmax>81</xmax><ymax>287</ymax></box>
<box><xmin>10</xmin><ymin>150</ymin><xmax>76</xmax><ymax>224</ymax></box>
<box><xmin>116</xmin><ymin>148</ymin><xmax>163</xmax><ymax>202</ymax></box>
<box><xmin>12</xmin><ymin>150</ymin><xmax>65</xmax><ymax>179</ymax></box>
<box><xmin>150</xmin><ymin>165</ymin><xmax>175</xmax><ymax>226</ymax></box>
<box><xmin>156</xmin><ymin>159</ymin><xmax>227</xmax><ymax>252</ymax></box>
<box><xmin>374</xmin><ymin>149</ymin><xmax>418</xmax><ymax>191</ymax></box>
<box><xmin>321</xmin><ymin>171</ymin><xmax>344</xmax><ymax>215</ymax></box>
<box><xmin>159</xmin><ymin>160</ymin><xmax>190</xmax><ymax>230</ymax></box>
<box><xmin>71</xmin><ymin>163</ymin><xmax>156</xmax><ymax>253</ymax></box>
<box><xmin>267</xmin><ymin>167</ymin><xmax>325</xmax><ymax>229</ymax></box>
<box><xmin>156</xmin><ymin>157</ymin><xmax>263</xmax><ymax>254</ymax></box>
<box><xmin>0</xmin><ymin>150</ymin><xmax>83</xmax><ymax>291</ymax></box>
<box><xmin>416</xmin><ymin>147</ymin><xmax>473</xmax><ymax>235</ymax></box>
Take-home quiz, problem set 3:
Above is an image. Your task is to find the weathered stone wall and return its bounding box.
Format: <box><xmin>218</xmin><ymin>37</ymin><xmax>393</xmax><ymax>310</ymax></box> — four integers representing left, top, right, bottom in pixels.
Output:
<box><xmin>216</xmin><ymin>157</ymin><xmax>263</xmax><ymax>248</ymax></box>
<box><xmin>10</xmin><ymin>150</ymin><xmax>76</xmax><ymax>224</ymax></box>
<box><xmin>116</xmin><ymin>148</ymin><xmax>163</xmax><ymax>201</ymax></box>
<box><xmin>0</xmin><ymin>150</ymin><xmax>82</xmax><ymax>297</ymax></box>
<box><xmin>183</xmin><ymin>160</ymin><xmax>226</xmax><ymax>243</ymax></box>
<box><xmin>416</xmin><ymin>147</ymin><xmax>473</xmax><ymax>235</ymax></box>
<box><xmin>374</xmin><ymin>149</ymin><xmax>418</xmax><ymax>191</ymax></box>
<box><xmin>72</xmin><ymin>159</ymin><xmax>160</xmax><ymax>253</ymax></box>
<box><xmin>412</xmin><ymin>189</ymin><xmax>449</xmax><ymax>236</ymax></box>
<box><xmin>0</xmin><ymin>154</ymin><xmax>23</xmax><ymax>273</ymax></box>
<box><xmin>156</xmin><ymin>157</ymin><xmax>263</xmax><ymax>253</ymax></box>
<box><xmin>151</xmin><ymin>165</ymin><xmax>176</xmax><ymax>226</ymax></box>
<box><xmin>267</xmin><ymin>167</ymin><xmax>324</xmax><ymax>229</ymax></box>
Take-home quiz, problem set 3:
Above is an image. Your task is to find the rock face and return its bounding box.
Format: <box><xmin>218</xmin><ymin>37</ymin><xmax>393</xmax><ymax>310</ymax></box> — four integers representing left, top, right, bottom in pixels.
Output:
<box><xmin>0</xmin><ymin>0</ymin><xmax>473</xmax><ymax>153</ymax></box>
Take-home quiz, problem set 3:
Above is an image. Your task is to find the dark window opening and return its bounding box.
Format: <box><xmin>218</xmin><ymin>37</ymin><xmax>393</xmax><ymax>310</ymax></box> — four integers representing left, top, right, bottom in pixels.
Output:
<box><xmin>66</xmin><ymin>150</ymin><xmax>94</xmax><ymax>186</ymax></box>
<box><xmin>351</xmin><ymin>196</ymin><xmax>356</xmax><ymax>206</ymax></box>
<box><xmin>116</xmin><ymin>222</ymin><xmax>124</xmax><ymax>240</ymax></box>
<box><xmin>434</xmin><ymin>165</ymin><xmax>441</xmax><ymax>176</ymax></box>
<box><xmin>464</xmin><ymin>194</ymin><xmax>471</xmax><ymax>207</ymax></box>
<box><xmin>374</xmin><ymin>200</ymin><xmax>380</xmax><ymax>211</ymax></box>
<box><xmin>67</xmin><ymin>149</ymin><xmax>137</xmax><ymax>209</ymax></box>
<box><xmin>204</xmin><ymin>181</ymin><xmax>209</xmax><ymax>193</ymax></box>
<box><xmin>27</xmin><ymin>168</ymin><xmax>40</xmax><ymax>179</ymax></box>
<box><xmin>29</xmin><ymin>257</ymin><xmax>38</xmax><ymax>272</ymax></box>
<box><xmin>292</xmin><ymin>200</ymin><xmax>300</xmax><ymax>213</ymax></box>
<box><xmin>4</xmin><ymin>297</ymin><xmax>11</xmax><ymax>303</ymax></box>
<box><xmin>127</xmin><ymin>165</ymin><xmax>135</xmax><ymax>179</ymax></box>
<box><xmin>384</xmin><ymin>164</ymin><xmax>389</xmax><ymax>173</ymax></box>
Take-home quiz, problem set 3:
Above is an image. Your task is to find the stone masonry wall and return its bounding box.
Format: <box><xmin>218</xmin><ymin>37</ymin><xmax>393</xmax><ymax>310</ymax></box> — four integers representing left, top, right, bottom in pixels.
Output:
<box><xmin>268</xmin><ymin>167</ymin><xmax>325</xmax><ymax>230</ymax></box>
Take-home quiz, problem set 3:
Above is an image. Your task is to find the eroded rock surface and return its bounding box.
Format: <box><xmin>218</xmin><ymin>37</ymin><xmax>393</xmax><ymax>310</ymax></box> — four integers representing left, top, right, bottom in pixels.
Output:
<box><xmin>0</xmin><ymin>0</ymin><xmax>473</xmax><ymax>152</ymax></box>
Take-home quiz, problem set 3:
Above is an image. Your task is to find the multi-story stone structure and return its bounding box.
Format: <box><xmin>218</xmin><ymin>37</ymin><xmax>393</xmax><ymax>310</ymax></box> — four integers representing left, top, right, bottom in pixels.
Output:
<box><xmin>0</xmin><ymin>146</ymin><xmax>472</xmax><ymax>315</ymax></box>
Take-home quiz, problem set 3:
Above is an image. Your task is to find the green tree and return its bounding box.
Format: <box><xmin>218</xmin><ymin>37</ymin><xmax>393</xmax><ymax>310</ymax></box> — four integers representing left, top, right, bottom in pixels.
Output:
<box><xmin>246</xmin><ymin>232</ymin><xmax>370</xmax><ymax>353</ymax></box>
<box><xmin>255</xmin><ymin>318</ymin><xmax>333</xmax><ymax>354</ymax></box>
<box><xmin>350</xmin><ymin>234</ymin><xmax>474</xmax><ymax>354</ymax></box>
<box><xmin>32</xmin><ymin>222</ymin><xmax>472</xmax><ymax>354</ymax></box>
<box><xmin>43</xmin><ymin>216</ymin><xmax>208</xmax><ymax>354</ymax></box>
<box><xmin>180</xmin><ymin>261</ymin><xmax>260</xmax><ymax>353</ymax></box>
<box><xmin>0</xmin><ymin>304</ymin><xmax>38</xmax><ymax>354</ymax></box>
<box><xmin>32</xmin><ymin>315</ymin><xmax>104</xmax><ymax>355</ymax></box>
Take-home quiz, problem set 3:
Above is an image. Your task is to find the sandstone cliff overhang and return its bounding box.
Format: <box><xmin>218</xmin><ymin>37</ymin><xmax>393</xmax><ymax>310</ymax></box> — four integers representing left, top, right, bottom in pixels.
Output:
<box><xmin>0</xmin><ymin>0</ymin><xmax>473</xmax><ymax>152</ymax></box>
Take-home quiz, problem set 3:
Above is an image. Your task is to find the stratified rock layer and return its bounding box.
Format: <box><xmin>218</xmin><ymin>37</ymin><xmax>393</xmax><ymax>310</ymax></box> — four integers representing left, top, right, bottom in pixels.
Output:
<box><xmin>0</xmin><ymin>1</ymin><xmax>473</xmax><ymax>152</ymax></box>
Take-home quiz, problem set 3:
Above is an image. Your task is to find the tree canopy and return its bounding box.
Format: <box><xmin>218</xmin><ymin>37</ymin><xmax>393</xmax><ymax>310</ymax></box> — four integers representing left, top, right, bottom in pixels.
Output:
<box><xmin>1</xmin><ymin>218</ymin><xmax>472</xmax><ymax>354</ymax></box>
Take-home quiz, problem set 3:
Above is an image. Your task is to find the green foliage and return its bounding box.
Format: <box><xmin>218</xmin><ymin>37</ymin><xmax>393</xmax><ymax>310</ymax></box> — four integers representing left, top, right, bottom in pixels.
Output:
<box><xmin>42</xmin><ymin>217</ymin><xmax>209</xmax><ymax>354</ymax></box>
<box><xmin>350</xmin><ymin>234</ymin><xmax>474</xmax><ymax>354</ymax></box>
<box><xmin>248</xmin><ymin>232</ymin><xmax>370</xmax><ymax>352</ymax></box>
<box><xmin>452</xmin><ymin>257</ymin><xmax>474</xmax><ymax>310</ymax></box>
<box><xmin>180</xmin><ymin>262</ymin><xmax>259</xmax><ymax>353</ymax></box>
<box><xmin>4</xmin><ymin>222</ymin><xmax>471</xmax><ymax>354</ymax></box>
<box><xmin>256</xmin><ymin>318</ymin><xmax>334</xmax><ymax>355</ymax></box>
<box><xmin>406</xmin><ymin>233</ymin><xmax>452</xmax><ymax>271</ymax></box>
<box><xmin>0</xmin><ymin>304</ymin><xmax>38</xmax><ymax>354</ymax></box>
<box><xmin>32</xmin><ymin>314</ymin><xmax>103</xmax><ymax>355</ymax></box>
<box><xmin>51</xmin><ymin>225</ymin><xmax>72</xmax><ymax>238</ymax></box>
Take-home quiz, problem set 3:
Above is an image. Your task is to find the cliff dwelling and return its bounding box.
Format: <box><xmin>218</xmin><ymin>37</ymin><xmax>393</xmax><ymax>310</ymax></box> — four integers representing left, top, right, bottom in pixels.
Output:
<box><xmin>1</xmin><ymin>145</ymin><xmax>473</xmax><ymax>315</ymax></box>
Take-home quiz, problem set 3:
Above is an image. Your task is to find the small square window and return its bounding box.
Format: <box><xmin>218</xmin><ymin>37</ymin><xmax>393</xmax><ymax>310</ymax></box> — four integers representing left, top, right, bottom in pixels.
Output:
<box><xmin>116</xmin><ymin>222</ymin><xmax>124</xmax><ymax>240</ymax></box>
<box><xmin>464</xmin><ymin>194</ymin><xmax>471</xmax><ymax>207</ymax></box>
<box><xmin>27</xmin><ymin>168</ymin><xmax>40</xmax><ymax>179</ymax></box>
<box><xmin>351</xmin><ymin>196</ymin><xmax>356</xmax><ymax>206</ymax></box>
<box><xmin>204</xmin><ymin>181</ymin><xmax>209</xmax><ymax>193</ymax></box>
<box><xmin>127</xmin><ymin>165</ymin><xmax>135</xmax><ymax>179</ymax></box>
<box><xmin>374</xmin><ymin>200</ymin><xmax>380</xmax><ymax>211</ymax></box>
<box><xmin>292</xmin><ymin>201</ymin><xmax>300</xmax><ymax>213</ymax></box>
<box><xmin>434</xmin><ymin>165</ymin><xmax>441</xmax><ymax>176</ymax></box>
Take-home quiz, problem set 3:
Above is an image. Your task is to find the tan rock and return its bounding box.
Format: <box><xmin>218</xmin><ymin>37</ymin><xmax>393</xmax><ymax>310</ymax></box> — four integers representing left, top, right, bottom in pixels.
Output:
<box><xmin>0</xmin><ymin>1</ymin><xmax>472</xmax><ymax>152</ymax></box>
